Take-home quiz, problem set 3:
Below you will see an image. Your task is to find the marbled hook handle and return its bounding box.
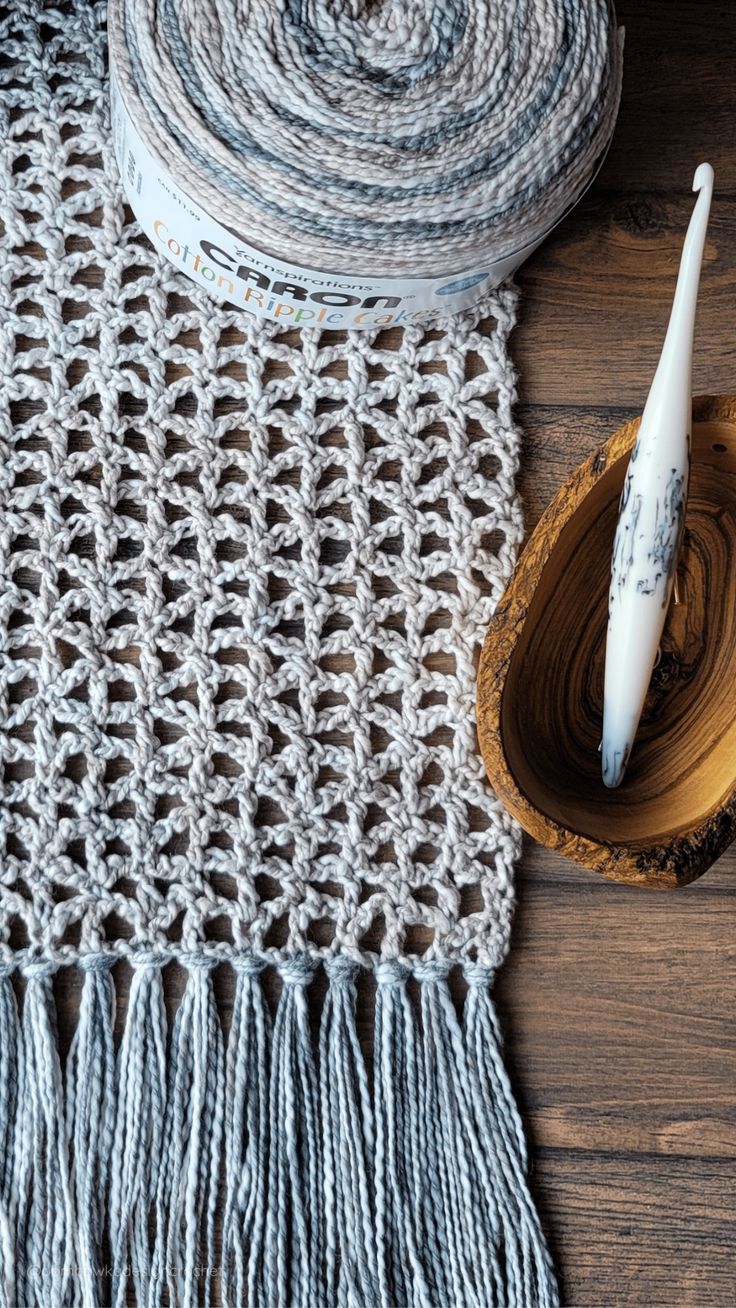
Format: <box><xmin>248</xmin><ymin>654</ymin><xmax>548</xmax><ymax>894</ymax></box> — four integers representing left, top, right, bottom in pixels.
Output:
<box><xmin>601</xmin><ymin>163</ymin><xmax>714</xmax><ymax>788</ymax></box>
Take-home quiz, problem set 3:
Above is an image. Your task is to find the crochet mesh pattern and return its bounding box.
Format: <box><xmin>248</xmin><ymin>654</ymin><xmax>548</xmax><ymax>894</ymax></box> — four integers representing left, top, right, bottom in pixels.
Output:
<box><xmin>0</xmin><ymin>0</ymin><xmax>522</xmax><ymax>972</ymax></box>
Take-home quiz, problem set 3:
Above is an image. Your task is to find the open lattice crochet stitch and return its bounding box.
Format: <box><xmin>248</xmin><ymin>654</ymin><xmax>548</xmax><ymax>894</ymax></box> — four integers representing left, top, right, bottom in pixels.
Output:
<box><xmin>0</xmin><ymin>4</ymin><xmax>558</xmax><ymax>1307</ymax></box>
<box><xmin>2</xmin><ymin>2</ymin><xmax>525</xmax><ymax>973</ymax></box>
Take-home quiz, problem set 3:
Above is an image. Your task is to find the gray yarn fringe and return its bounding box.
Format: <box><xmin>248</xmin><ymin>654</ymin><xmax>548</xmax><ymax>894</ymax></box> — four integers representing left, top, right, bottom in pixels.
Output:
<box><xmin>0</xmin><ymin>956</ymin><xmax>558</xmax><ymax>1308</ymax></box>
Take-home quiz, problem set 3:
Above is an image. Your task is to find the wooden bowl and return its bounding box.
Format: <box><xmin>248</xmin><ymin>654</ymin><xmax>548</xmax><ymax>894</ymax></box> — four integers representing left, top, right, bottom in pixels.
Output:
<box><xmin>477</xmin><ymin>396</ymin><xmax>736</xmax><ymax>888</ymax></box>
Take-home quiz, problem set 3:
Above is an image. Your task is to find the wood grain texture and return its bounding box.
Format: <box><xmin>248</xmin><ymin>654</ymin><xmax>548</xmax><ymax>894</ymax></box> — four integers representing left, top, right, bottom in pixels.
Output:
<box><xmin>501</xmin><ymin>1</ymin><xmax>736</xmax><ymax>1300</ymax></box>
<box><xmin>477</xmin><ymin>400</ymin><xmax>736</xmax><ymax>887</ymax></box>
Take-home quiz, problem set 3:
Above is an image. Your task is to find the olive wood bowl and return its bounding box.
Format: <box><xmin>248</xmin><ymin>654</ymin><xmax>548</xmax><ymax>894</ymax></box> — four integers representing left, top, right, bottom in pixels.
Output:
<box><xmin>477</xmin><ymin>395</ymin><xmax>736</xmax><ymax>888</ymax></box>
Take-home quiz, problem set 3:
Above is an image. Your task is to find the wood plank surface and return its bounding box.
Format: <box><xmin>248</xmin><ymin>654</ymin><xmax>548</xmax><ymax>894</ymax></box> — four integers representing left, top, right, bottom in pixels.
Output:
<box><xmin>501</xmin><ymin>2</ymin><xmax>736</xmax><ymax>1302</ymax></box>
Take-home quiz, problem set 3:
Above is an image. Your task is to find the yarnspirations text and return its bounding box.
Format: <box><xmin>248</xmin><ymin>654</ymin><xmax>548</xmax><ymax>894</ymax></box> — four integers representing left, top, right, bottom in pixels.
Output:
<box><xmin>152</xmin><ymin>220</ymin><xmax>430</xmax><ymax>327</ymax></box>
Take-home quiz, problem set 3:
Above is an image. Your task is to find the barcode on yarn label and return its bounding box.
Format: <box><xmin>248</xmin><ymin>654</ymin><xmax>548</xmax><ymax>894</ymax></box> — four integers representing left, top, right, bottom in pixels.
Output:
<box><xmin>110</xmin><ymin>68</ymin><xmax>543</xmax><ymax>330</ymax></box>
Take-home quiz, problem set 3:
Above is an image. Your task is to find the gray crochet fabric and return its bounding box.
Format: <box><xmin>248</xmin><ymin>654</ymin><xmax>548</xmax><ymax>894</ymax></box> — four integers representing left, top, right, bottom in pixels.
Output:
<box><xmin>0</xmin><ymin>4</ymin><xmax>559</xmax><ymax>1307</ymax></box>
<box><xmin>0</xmin><ymin>0</ymin><xmax>523</xmax><ymax>973</ymax></box>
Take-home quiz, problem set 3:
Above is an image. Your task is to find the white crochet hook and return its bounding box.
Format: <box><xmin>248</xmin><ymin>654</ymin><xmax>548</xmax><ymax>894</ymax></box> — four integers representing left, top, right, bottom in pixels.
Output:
<box><xmin>601</xmin><ymin>162</ymin><xmax>714</xmax><ymax>789</ymax></box>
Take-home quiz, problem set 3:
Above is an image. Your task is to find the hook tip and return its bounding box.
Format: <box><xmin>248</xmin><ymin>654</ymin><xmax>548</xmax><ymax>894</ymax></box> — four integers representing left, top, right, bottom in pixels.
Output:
<box><xmin>693</xmin><ymin>162</ymin><xmax>714</xmax><ymax>194</ymax></box>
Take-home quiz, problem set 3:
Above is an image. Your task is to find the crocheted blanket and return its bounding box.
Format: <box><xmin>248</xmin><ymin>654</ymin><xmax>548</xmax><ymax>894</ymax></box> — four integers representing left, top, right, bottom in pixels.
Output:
<box><xmin>0</xmin><ymin>3</ymin><xmax>558</xmax><ymax>1306</ymax></box>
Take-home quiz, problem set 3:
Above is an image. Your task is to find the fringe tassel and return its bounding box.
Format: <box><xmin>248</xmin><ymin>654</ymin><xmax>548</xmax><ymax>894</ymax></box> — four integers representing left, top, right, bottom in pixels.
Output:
<box><xmin>109</xmin><ymin>957</ymin><xmax>167</xmax><ymax>1308</ymax></box>
<box><xmin>65</xmin><ymin>958</ymin><xmax>116</xmax><ymax>1308</ymax></box>
<box><xmin>373</xmin><ymin>961</ymin><xmax>433</xmax><ymax>1308</ymax></box>
<box><xmin>0</xmin><ymin>953</ymin><xmax>558</xmax><ymax>1308</ymax></box>
<box><xmin>151</xmin><ymin>960</ymin><xmax>225</xmax><ymax>1308</ymax></box>
<box><xmin>464</xmin><ymin>966</ymin><xmax>559</xmax><ymax>1308</ymax></box>
<box><xmin>0</xmin><ymin>969</ymin><xmax>21</xmax><ymax>1308</ymax></box>
<box><xmin>14</xmin><ymin>964</ymin><xmax>74</xmax><ymax>1308</ymax></box>
<box><xmin>264</xmin><ymin>958</ymin><xmax>324</xmax><ymax>1308</ymax></box>
<box><xmin>419</xmin><ymin>962</ymin><xmax>513</xmax><ymax>1308</ymax></box>
<box><xmin>320</xmin><ymin>957</ymin><xmax>379</xmax><ymax>1308</ymax></box>
<box><xmin>221</xmin><ymin>958</ymin><xmax>271</xmax><ymax>1308</ymax></box>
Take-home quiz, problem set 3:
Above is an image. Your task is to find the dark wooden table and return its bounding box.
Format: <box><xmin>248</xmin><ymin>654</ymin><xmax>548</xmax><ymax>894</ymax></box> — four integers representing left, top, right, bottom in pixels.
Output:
<box><xmin>499</xmin><ymin>3</ymin><xmax>736</xmax><ymax>1303</ymax></box>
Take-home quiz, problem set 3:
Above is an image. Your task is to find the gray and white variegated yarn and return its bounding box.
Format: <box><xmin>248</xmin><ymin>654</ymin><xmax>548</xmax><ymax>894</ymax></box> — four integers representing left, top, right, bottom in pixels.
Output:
<box><xmin>0</xmin><ymin>2</ymin><xmax>559</xmax><ymax>1306</ymax></box>
<box><xmin>111</xmin><ymin>0</ymin><xmax>622</xmax><ymax>277</ymax></box>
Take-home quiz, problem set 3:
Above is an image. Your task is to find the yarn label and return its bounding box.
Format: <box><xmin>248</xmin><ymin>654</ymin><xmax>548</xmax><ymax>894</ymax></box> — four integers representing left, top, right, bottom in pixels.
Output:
<box><xmin>110</xmin><ymin>69</ymin><xmax>544</xmax><ymax>330</ymax></box>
